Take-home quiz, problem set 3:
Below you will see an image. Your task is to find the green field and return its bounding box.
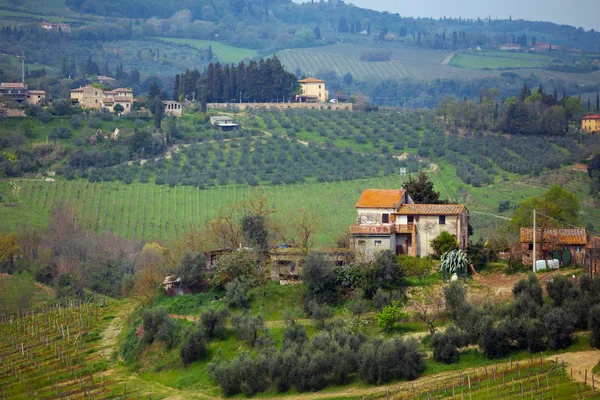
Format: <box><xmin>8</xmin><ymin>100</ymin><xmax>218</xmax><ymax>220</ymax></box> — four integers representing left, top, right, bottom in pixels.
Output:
<box><xmin>450</xmin><ymin>51</ymin><xmax>551</xmax><ymax>69</ymax></box>
<box><xmin>154</xmin><ymin>37</ymin><xmax>258</xmax><ymax>64</ymax></box>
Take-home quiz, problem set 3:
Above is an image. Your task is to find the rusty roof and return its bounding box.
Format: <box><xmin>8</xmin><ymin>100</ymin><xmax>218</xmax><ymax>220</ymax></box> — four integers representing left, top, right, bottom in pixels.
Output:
<box><xmin>1</xmin><ymin>82</ymin><xmax>26</xmax><ymax>89</ymax></box>
<box><xmin>397</xmin><ymin>204</ymin><xmax>465</xmax><ymax>215</ymax></box>
<box><xmin>355</xmin><ymin>189</ymin><xmax>405</xmax><ymax>209</ymax></box>
<box><xmin>520</xmin><ymin>228</ymin><xmax>587</xmax><ymax>245</ymax></box>
<box><xmin>587</xmin><ymin>237</ymin><xmax>600</xmax><ymax>248</ymax></box>
<box><xmin>582</xmin><ymin>114</ymin><xmax>600</xmax><ymax>120</ymax></box>
<box><xmin>298</xmin><ymin>78</ymin><xmax>325</xmax><ymax>83</ymax></box>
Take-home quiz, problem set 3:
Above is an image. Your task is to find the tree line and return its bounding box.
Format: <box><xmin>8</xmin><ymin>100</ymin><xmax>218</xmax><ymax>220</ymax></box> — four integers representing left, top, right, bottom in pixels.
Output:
<box><xmin>173</xmin><ymin>56</ymin><xmax>298</xmax><ymax>104</ymax></box>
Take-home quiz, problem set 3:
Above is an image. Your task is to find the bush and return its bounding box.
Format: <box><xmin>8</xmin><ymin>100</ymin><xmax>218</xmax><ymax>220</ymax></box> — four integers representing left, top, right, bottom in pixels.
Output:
<box><xmin>224</xmin><ymin>278</ymin><xmax>250</xmax><ymax>309</ymax></box>
<box><xmin>431</xmin><ymin>231</ymin><xmax>459</xmax><ymax>258</ymax></box>
<box><xmin>377</xmin><ymin>301</ymin><xmax>404</xmax><ymax>332</ymax></box>
<box><xmin>211</xmin><ymin>249</ymin><xmax>263</xmax><ymax>288</ymax></box>
<box><xmin>361</xmin><ymin>250</ymin><xmax>405</xmax><ymax>298</ymax></box>
<box><xmin>231</xmin><ymin>312</ymin><xmax>267</xmax><ymax>347</ymax></box>
<box><xmin>308</xmin><ymin>300</ymin><xmax>333</xmax><ymax>329</ymax></box>
<box><xmin>431</xmin><ymin>325</ymin><xmax>468</xmax><ymax>364</ymax></box>
<box><xmin>141</xmin><ymin>307</ymin><xmax>178</xmax><ymax>349</ymax></box>
<box><xmin>589</xmin><ymin>304</ymin><xmax>600</xmax><ymax>348</ymax></box>
<box><xmin>180</xmin><ymin>326</ymin><xmax>207</xmax><ymax>365</ymax></box>
<box><xmin>209</xmin><ymin>353</ymin><xmax>270</xmax><ymax>397</ymax></box>
<box><xmin>543</xmin><ymin>307</ymin><xmax>575</xmax><ymax>350</ymax></box>
<box><xmin>302</xmin><ymin>252</ymin><xmax>337</xmax><ymax>308</ymax></box>
<box><xmin>357</xmin><ymin>338</ymin><xmax>424</xmax><ymax>384</ymax></box>
<box><xmin>546</xmin><ymin>275</ymin><xmax>576</xmax><ymax>307</ymax></box>
<box><xmin>513</xmin><ymin>273</ymin><xmax>543</xmax><ymax>305</ymax></box>
<box><xmin>282</xmin><ymin>314</ymin><xmax>308</xmax><ymax>349</ymax></box>
<box><xmin>199</xmin><ymin>307</ymin><xmax>230</xmax><ymax>339</ymax></box>
<box><xmin>479</xmin><ymin>316</ymin><xmax>511</xmax><ymax>359</ymax></box>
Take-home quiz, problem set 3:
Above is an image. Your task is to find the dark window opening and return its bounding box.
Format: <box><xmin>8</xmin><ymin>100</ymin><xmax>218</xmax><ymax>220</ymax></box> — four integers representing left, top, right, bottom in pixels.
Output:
<box><xmin>407</xmin><ymin>216</ymin><xmax>414</xmax><ymax>224</ymax></box>
<box><xmin>439</xmin><ymin>216</ymin><xmax>446</xmax><ymax>225</ymax></box>
<box><xmin>528</xmin><ymin>243</ymin><xmax>534</xmax><ymax>251</ymax></box>
<box><xmin>382</xmin><ymin>214</ymin><xmax>390</xmax><ymax>223</ymax></box>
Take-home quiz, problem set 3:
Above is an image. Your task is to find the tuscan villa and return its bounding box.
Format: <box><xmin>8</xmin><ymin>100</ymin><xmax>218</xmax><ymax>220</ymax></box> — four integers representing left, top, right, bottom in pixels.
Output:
<box><xmin>349</xmin><ymin>189</ymin><xmax>469</xmax><ymax>262</ymax></box>
<box><xmin>297</xmin><ymin>77</ymin><xmax>329</xmax><ymax>103</ymax></box>
<box><xmin>582</xmin><ymin>114</ymin><xmax>600</xmax><ymax>132</ymax></box>
<box><xmin>70</xmin><ymin>85</ymin><xmax>133</xmax><ymax>114</ymax></box>
<box><xmin>0</xmin><ymin>82</ymin><xmax>46</xmax><ymax>105</ymax></box>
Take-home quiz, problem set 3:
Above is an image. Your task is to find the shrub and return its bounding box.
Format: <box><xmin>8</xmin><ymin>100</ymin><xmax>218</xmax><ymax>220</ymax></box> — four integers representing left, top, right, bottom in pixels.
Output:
<box><xmin>140</xmin><ymin>307</ymin><xmax>178</xmax><ymax>349</ymax></box>
<box><xmin>431</xmin><ymin>231</ymin><xmax>459</xmax><ymax>258</ymax></box>
<box><xmin>211</xmin><ymin>249</ymin><xmax>263</xmax><ymax>288</ymax></box>
<box><xmin>282</xmin><ymin>315</ymin><xmax>308</xmax><ymax>349</ymax></box>
<box><xmin>302</xmin><ymin>252</ymin><xmax>337</xmax><ymax>308</ymax></box>
<box><xmin>224</xmin><ymin>278</ymin><xmax>250</xmax><ymax>309</ymax></box>
<box><xmin>308</xmin><ymin>300</ymin><xmax>333</xmax><ymax>329</ymax></box>
<box><xmin>431</xmin><ymin>325</ymin><xmax>468</xmax><ymax>364</ymax></box>
<box><xmin>546</xmin><ymin>275</ymin><xmax>577</xmax><ymax>306</ymax></box>
<box><xmin>176</xmin><ymin>251</ymin><xmax>207</xmax><ymax>293</ymax></box>
<box><xmin>513</xmin><ymin>273</ymin><xmax>543</xmax><ymax>305</ymax></box>
<box><xmin>543</xmin><ymin>307</ymin><xmax>575</xmax><ymax>350</ymax></box>
<box><xmin>357</xmin><ymin>338</ymin><xmax>424</xmax><ymax>384</ymax></box>
<box><xmin>377</xmin><ymin>301</ymin><xmax>404</xmax><ymax>332</ymax></box>
<box><xmin>231</xmin><ymin>312</ymin><xmax>266</xmax><ymax>347</ymax></box>
<box><xmin>209</xmin><ymin>353</ymin><xmax>270</xmax><ymax>396</ymax></box>
<box><xmin>199</xmin><ymin>307</ymin><xmax>230</xmax><ymax>339</ymax></box>
<box><xmin>180</xmin><ymin>326</ymin><xmax>207</xmax><ymax>365</ymax></box>
<box><xmin>361</xmin><ymin>250</ymin><xmax>405</xmax><ymax>298</ymax></box>
<box><xmin>479</xmin><ymin>316</ymin><xmax>511</xmax><ymax>359</ymax></box>
<box><xmin>589</xmin><ymin>304</ymin><xmax>600</xmax><ymax>348</ymax></box>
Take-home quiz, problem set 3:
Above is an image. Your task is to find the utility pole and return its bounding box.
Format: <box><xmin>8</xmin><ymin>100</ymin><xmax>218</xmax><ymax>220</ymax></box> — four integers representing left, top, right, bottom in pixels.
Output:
<box><xmin>21</xmin><ymin>53</ymin><xmax>25</xmax><ymax>84</ymax></box>
<box><xmin>533</xmin><ymin>209</ymin><xmax>536</xmax><ymax>272</ymax></box>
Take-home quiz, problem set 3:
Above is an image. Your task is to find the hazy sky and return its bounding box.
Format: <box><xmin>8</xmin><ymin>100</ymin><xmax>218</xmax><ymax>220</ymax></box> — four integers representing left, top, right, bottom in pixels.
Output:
<box><xmin>295</xmin><ymin>0</ymin><xmax>600</xmax><ymax>31</ymax></box>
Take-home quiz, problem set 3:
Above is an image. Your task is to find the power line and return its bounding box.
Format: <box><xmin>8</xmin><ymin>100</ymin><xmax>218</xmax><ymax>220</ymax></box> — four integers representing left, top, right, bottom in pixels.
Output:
<box><xmin>535</xmin><ymin>211</ymin><xmax>600</xmax><ymax>237</ymax></box>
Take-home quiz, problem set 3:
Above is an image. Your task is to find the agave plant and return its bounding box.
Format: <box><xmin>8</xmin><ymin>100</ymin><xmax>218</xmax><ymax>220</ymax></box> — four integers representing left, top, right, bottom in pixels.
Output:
<box><xmin>440</xmin><ymin>249</ymin><xmax>468</xmax><ymax>279</ymax></box>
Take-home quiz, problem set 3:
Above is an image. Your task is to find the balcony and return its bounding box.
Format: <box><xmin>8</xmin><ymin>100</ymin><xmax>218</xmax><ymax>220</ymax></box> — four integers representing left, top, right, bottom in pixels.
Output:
<box><xmin>350</xmin><ymin>224</ymin><xmax>414</xmax><ymax>235</ymax></box>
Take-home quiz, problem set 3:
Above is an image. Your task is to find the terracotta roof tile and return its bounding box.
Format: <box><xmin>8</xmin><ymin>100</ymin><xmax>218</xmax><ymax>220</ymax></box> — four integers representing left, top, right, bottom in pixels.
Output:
<box><xmin>520</xmin><ymin>228</ymin><xmax>587</xmax><ymax>245</ymax></box>
<box><xmin>582</xmin><ymin>114</ymin><xmax>600</xmax><ymax>120</ymax></box>
<box><xmin>589</xmin><ymin>237</ymin><xmax>600</xmax><ymax>248</ymax></box>
<box><xmin>355</xmin><ymin>189</ymin><xmax>405</xmax><ymax>209</ymax></box>
<box><xmin>1</xmin><ymin>82</ymin><xmax>26</xmax><ymax>89</ymax></box>
<box><xmin>397</xmin><ymin>204</ymin><xmax>465</xmax><ymax>215</ymax></box>
<box><xmin>298</xmin><ymin>78</ymin><xmax>325</xmax><ymax>83</ymax></box>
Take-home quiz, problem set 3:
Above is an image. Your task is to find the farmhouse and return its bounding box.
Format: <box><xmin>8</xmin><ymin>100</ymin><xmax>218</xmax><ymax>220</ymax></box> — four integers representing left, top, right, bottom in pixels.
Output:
<box><xmin>41</xmin><ymin>22</ymin><xmax>71</xmax><ymax>32</ymax></box>
<box><xmin>0</xmin><ymin>82</ymin><xmax>46</xmax><ymax>105</ymax></box>
<box><xmin>582</xmin><ymin>114</ymin><xmax>600</xmax><ymax>132</ymax></box>
<box><xmin>70</xmin><ymin>85</ymin><xmax>133</xmax><ymax>114</ymax></box>
<box><xmin>499</xmin><ymin>43</ymin><xmax>521</xmax><ymax>51</ymax></box>
<box><xmin>519</xmin><ymin>227</ymin><xmax>587</xmax><ymax>266</ymax></box>
<box><xmin>163</xmin><ymin>100</ymin><xmax>182</xmax><ymax>116</ymax></box>
<box><xmin>349</xmin><ymin>189</ymin><xmax>468</xmax><ymax>262</ymax></box>
<box><xmin>210</xmin><ymin>115</ymin><xmax>239</xmax><ymax>131</ymax></box>
<box><xmin>297</xmin><ymin>77</ymin><xmax>329</xmax><ymax>103</ymax></box>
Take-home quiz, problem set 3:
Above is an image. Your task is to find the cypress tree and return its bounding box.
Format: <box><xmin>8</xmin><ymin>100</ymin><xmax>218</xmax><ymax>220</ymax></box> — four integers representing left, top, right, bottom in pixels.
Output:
<box><xmin>596</xmin><ymin>92</ymin><xmax>599</xmax><ymax>112</ymax></box>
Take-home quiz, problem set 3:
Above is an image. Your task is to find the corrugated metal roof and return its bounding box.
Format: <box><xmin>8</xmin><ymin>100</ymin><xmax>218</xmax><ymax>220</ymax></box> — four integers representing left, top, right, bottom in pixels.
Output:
<box><xmin>520</xmin><ymin>228</ymin><xmax>587</xmax><ymax>245</ymax></box>
<box><xmin>355</xmin><ymin>189</ymin><xmax>405</xmax><ymax>209</ymax></box>
<box><xmin>397</xmin><ymin>204</ymin><xmax>465</xmax><ymax>215</ymax></box>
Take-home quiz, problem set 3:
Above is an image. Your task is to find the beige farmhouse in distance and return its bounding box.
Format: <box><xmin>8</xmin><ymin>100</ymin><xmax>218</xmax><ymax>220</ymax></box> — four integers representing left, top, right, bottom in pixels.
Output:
<box><xmin>70</xmin><ymin>85</ymin><xmax>133</xmax><ymax>114</ymax></box>
<box><xmin>297</xmin><ymin>77</ymin><xmax>329</xmax><ymax>103</ymax></box>
<box><xmin>350</xmin><ymin>189</ymin><xmax>469</xmax><ymax>262</ymax></box>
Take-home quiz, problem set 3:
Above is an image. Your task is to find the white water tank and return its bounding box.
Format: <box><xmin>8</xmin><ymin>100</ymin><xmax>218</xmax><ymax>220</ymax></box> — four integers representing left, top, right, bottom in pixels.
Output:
<box><xmin>535</xmin><ymin>260</ymin><xmax>547</xmax><ymax>271</ymax></box>
<box><xmin>547</xmin><ymin>259</ymin><xmax>560</xmax><ymax>270</ymax></box>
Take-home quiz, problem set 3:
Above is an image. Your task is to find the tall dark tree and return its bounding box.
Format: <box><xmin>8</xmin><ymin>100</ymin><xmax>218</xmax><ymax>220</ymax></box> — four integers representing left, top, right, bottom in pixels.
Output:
<box><xmin>404</xmin><ymin>172</ymin><xmax>444</xmax><ymax>204</ymax></box>
<box><xmin>208</xmin><ymin>45</ymin><xmax>213</xmax><ymax>61</ymax></box>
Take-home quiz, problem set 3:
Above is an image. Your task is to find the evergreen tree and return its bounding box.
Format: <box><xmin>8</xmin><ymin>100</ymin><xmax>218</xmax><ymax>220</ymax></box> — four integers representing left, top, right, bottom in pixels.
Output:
<box><xmin>208</xmin><ymin>45</ymin><xmax>213</xmax><ymax>61</ymax></box>
<box><xmin>597</xmin><ymin>92</ymin><xmax>599</xmax><ymax>112</ymax></box>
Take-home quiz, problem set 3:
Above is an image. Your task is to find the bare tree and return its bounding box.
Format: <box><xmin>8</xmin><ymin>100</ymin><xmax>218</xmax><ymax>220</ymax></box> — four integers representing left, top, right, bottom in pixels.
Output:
<box><xmin>410</xmin><ymin>287</ymin><xmax>445</xmax><ymax>335</ymax></box>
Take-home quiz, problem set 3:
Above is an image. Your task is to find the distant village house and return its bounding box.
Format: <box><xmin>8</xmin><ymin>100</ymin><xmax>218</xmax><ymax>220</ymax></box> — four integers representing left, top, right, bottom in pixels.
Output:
<box><xmin>0</xmin><ymin>82</ymin><xmax>46</xmax><ymax>105</ymax></box>
<box><xmin>163</xmin><ymin>100</ymin><xmax>182</xmax><ymax>117</ymax></box>
<box><xmin>70</xmin><ymin>85</ymin><xmax>133</xmax><ymax>114</ymax></box>
<box><xmin>297</xmin><ymin>77</ymin><xmax>329</xmax><ymax>103</ymax></box>
<box><xmin>210</xmin><ymin>115</ymin><xmax>239</xmax><ymax>131</ymax></box>
<box><xmin>499</xmin><ymin>43</ymin><xmax>521</xmax><ymax>51</ymax></box>
<box><xmin>41</xmin><ymin>22</ymin><xmax>71</xmax><ymax>32</ymax></box>
<box><xmin>582</xmin><ymin>114</ymin><xmax>600</xmax><ymax>133</ymax></box>
<box><xmin>349</xmin><ymin>189</ymin><xmax>468</xmax><ymax>262</ymax></box>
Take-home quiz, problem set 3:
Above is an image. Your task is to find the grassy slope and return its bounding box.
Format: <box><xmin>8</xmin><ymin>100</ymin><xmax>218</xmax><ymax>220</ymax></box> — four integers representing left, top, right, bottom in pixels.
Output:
<box><xmin>450</xmin><ymin>51</ymin><xmax>551</xmax><ymax>69</ymax></box>
<box><xmin>154</xmin><ymin>37</ymin><xmax>258</xmax><ymax>64</ymax></box>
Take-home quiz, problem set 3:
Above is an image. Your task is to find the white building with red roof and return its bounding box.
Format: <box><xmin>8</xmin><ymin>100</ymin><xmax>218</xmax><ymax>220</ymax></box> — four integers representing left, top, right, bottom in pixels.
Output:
<box><xmin>70</xmin><ymin>85</ymin><xmax>133</xmax><ymax>114</ymax></box>
<box><xmin>297</xmin><ymin>77</ymin><xmax>329</xmax><ymax>103</ymax></box>
<box><xmin>350</xmin><ymin>188</ymin><xmax>468</xmax><ymax>261</ymax></box>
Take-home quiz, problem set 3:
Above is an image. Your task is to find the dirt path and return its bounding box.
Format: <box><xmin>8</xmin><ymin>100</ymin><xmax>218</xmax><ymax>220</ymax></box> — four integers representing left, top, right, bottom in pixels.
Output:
<box><xmin>550</xmin><ymin>351</ymin><xmax>600</xmax><ymax>384</ymax></box>
<box><xmin>99</xmin><ymin>300</ymin><xmax>135</xmax><ymax>359</ymax></box>
<box><xmin>441</xmin><ymin>52</ymin><xmax>456</xmax><ymax>65</ymax></box>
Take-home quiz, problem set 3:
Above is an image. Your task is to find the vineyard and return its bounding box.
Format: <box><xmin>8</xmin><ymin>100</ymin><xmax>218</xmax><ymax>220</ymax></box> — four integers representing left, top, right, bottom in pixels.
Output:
<box><xmin>14</xmin><ymin>175</ymin><xmax>411</xmax><ymax>245</ymax></box>
<box><xmin>277</xmin><ymin>44</ymin><xmax>600</xmax><ymax>86</ymax></box>
<box><xmin>369</xmin><ymin>359</ymin><xmax>600</xmax><ymax>400</ymax></box>
<box><xmin>0</xmin><ymin>296</ymin><xmax>122</xmax><ymax>399</ymax></box>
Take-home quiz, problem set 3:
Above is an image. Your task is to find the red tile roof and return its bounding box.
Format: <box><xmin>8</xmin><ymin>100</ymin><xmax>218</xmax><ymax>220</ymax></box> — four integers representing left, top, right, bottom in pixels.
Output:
<box><xmin>355</xmin><ymin>189</ymin><xmax>405</xmax><ymax>209</ymax></box>
<box><xmin>27</xmin><ymin>90</ymin><xmax>45</xmax><ymax>95</ymax></box>
<box><xmin>397</xmin><ymin>204</ymin><xmax>466</xmax><ymax>215</ymax></box>
<box><xmin>587</xmin><ymin>237</ymin><xmax>600</xmax><ymax>249</ymax></box>
<box><xmin>520</xmin><ymin>228</ymin><xmax>587</xmax><ymax>245</ymax></box>
<box><xmin>1</xmin><ymin>82</ymin><xmax>26</xmax><ymax>89</ymax></box>
<box><xmin>298</xmin><ymin>78</ymin><xmax>325</xmax><ymax>83</ymax></box>
<box><xmin>582</xmin><ymin>114</ymin><xmax>600</xmax><ymax>120</ymax></box>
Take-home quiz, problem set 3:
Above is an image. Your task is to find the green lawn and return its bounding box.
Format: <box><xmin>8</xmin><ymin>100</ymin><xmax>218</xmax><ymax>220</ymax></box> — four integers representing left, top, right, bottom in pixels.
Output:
<box><xmin>154</xmin><ymin>37</ymin><xmax>258</xmax><ymax>64</ymax></box>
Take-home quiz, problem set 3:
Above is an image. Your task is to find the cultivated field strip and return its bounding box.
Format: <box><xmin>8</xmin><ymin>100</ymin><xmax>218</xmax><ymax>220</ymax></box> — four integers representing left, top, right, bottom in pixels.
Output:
<box><xmin>20</xmin><ymin>177</ymin><xmax>405</xmax><ymax>245</ymax></box>
<box><xmin>0</xmin><ymin>298</ymin><xmax>118</xmax><ymax>399</ymax></box>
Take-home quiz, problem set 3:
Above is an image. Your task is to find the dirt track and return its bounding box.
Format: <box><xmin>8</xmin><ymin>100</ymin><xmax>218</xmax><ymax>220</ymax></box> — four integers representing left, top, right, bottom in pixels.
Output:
<box><xmin>550</xmin><ymin>350</ymin><xmax>600</xmax><ymax>384</ymax></box>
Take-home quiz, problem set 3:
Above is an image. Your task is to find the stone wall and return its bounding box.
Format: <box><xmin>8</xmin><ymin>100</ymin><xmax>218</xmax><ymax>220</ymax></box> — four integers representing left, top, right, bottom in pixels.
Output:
<box><xmin>208</xmin><ymin>102</ymin><xmax>353</xmax><ymax>111</ymax></box>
